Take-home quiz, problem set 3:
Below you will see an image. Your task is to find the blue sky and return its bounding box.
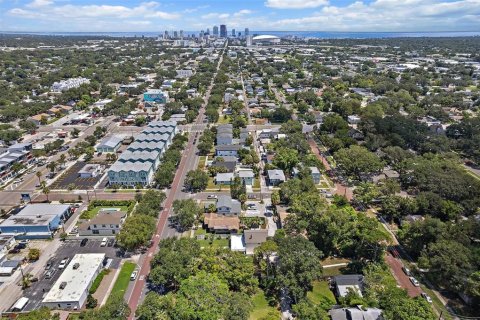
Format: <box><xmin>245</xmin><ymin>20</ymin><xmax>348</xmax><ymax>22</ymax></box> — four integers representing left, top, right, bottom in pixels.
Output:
<box><xmin>0</xmin><ymin>0</ymin><xmax>479</xmax><ymax>32</ymax></box>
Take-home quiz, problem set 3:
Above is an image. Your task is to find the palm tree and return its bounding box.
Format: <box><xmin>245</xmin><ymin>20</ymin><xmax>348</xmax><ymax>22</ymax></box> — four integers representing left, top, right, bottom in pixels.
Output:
<box><xmin>36</xmin><ymin>171</ymin><xmax>42</xmax><ymax>185</ymax></box>
<box><xmin>21</xmin><ymin>272</ymin><xmax>33</xmax><ymax>289</ymax></box>
<box><xmin>40</xmin><ymin>181</ymin><xmax>50</xmax><ymax>202</ymax></box>
<box><xmin>46</xmin><ymin>161</ymin><xmax>57</xmax><ymax>174</ymax></box>
<box><xmin>59</xmin><ymin>154</ymin><xmax>66</xmax><ymax>169</ymax></box>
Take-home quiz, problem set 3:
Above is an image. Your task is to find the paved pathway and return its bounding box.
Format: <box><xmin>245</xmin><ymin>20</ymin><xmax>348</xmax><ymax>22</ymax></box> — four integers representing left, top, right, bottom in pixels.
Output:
<box><xmin>385</xmin><ymin>252</ymin><xmax>421</xmax><ymax>298</ymax></box>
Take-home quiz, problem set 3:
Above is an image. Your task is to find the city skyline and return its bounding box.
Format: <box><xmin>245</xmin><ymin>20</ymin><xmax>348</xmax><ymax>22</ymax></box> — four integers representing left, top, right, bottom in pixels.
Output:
<box><xmin>1</xmin><ymin>0</ymin><xmax>480</xmax><ymax>33</ymax></box>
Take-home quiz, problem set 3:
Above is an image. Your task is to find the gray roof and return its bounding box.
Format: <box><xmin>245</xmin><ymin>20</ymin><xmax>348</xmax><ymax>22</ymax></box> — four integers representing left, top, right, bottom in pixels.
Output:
<box><xmin>148</xmin><ymin>121</ymin><xmax>177</xmax><ymax>128</ymax></box>
<box><xmin>216</xmin><ymin>195</ymin><xmax>241</xmax><ymax>213</ymax></box>
<box><xmin>309</xmin><ymin>166</ymin><xmax>320</xmax><ymax>174</ymax></box>
<box><xmin>141</xmin><ymin>127</ymin><xmax>175</xmax><ymax>134</ymax></box>
<box><xmin>334</xmin><ymin>274</ymin><xmax>364</xmax><ymax>286</ymax></box>
<box><xmin>135</xmin><ymin>133</ymin><xmax>171</xmax><ymax>143</ymax></box>
<box><xmin>267</xmin><ymin>169</ymin><xmax>285</xmax><ymax>181</ymax></box>
<box><xmin>109</xmin><ymin>161</ymin><xmax>153</xmax><ymax>173</ymax></box>
<box><xmin>216</xmin><ymin>172</ymin><xmax>234</xmax><ymax>182</ymax></box>
<box><xmin>118</xmin><ymin>151</ymin><xmax>160</xmax><ymax>163</ymax></box>
<box><xmin>128</xmin><ymin>141</ymin><xmax>165</xmax><ymax>151</ymax></box>
<box><xmin>237</xmin><ymin>170</ymin><xmax>254</xmax><ymax>178</ymax></box>
<box><xmin>244</xmin><ymin>229</ymin><xmax>268</xmax><ymax>244</ymax></box>
<box><xmin>97</xmin><ymin>136</ymin><xmax>122</xmax><ymax>149</ymax></box>
<box><xmin>0</xmin><ymin>204</ymin><xmax>70</xmax><ymax>227</ymax></box>
<box><xmin>216</xmin><ymin>145</ymin><xmax>242</xmax><ymax>151</ymax></box>
<box><xmin>329</xmin><ymin>308</ymin><xmax>383</xmax><ymax>320</ymax></box>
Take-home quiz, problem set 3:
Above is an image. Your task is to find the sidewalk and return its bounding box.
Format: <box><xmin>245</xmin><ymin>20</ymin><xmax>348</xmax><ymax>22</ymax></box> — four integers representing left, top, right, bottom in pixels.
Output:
<box><xmin>93</xmin><ymin>267</ymin><xmax>121</xmax><ymax>306</ymax></box>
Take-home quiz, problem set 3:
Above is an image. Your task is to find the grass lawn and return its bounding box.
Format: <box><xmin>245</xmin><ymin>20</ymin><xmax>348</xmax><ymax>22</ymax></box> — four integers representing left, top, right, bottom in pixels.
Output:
<box><xmin>80</xmin><ymin>206</ymin><xmax>129</xmax><ymax>220</ymax></box>
<box><xmin>253</xmin><ymin>178</ymin><xmax>261</xmax><ymax>190</ymax></box>
<box><xmin>89</xmin><ymin>269</ymin><xmax>110</xmax><ymax>294</ymax></box>
<box><xmin>198</xmin><ymin>156</ymin><xmax>207</xmax><ymax>169</ymax></box>
<box><xmin>207</xmin><ymin>177</ymin><xmax>230</xmax><ymax>191</ymax></box>
<box><xmin>250</xmin><ymin>290</ymin><xmax>279</xmax><ymax>320</ymax></box>
<box><xmin>107</xmin><ymin>262</ymin><xmax>136</xmax><ymax>302</ymax></box>
<box><xmin>307</xmin><ymin>280</ymin><xmax>336</xmax><ymax>306</ymax></box>
<box><xmin>198</xmin><ymin>238</ymin><xmax>229</xmax><ymax>249</ymax></box>
<box><xmin>217</xmin><ymin>115</ymin><xmax>231</xmax><ymax>124</ymax></box>
<box><xmin>194</xmin><ymin>228</ymin><xmax>207</xmax><ymax>236</ymax></box>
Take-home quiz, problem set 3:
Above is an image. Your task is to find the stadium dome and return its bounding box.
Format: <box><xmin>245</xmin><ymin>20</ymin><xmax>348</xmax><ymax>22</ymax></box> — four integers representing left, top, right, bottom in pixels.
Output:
<box><xmin>252</xmin><ymin>35</ymin><xmax>280</xmax><ymax>42</ymax></box>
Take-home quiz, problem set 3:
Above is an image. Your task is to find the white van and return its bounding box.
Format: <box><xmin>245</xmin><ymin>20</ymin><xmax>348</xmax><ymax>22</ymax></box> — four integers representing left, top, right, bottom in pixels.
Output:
<box><xmin>11</xmin><ymin>297</ymin><xmax>29</xmax><ymax>312</ymax></box>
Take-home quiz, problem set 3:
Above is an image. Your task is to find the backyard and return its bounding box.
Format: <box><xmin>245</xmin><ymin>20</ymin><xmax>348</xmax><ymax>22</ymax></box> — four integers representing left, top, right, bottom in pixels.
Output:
<box><xmin>249</xmin><ymin>290</ymin><xmax>279</xmax><ymax>320</ymax></box>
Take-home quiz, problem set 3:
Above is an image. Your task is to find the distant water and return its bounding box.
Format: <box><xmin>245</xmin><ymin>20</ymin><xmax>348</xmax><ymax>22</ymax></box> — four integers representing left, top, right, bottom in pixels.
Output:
<box><xmin>1</xmin><ymin>31</ymin><xmax>480</xmax><ymax>39</ymax></box>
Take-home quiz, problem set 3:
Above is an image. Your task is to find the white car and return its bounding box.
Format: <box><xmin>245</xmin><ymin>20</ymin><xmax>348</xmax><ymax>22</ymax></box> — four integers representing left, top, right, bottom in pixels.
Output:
<box><xmin>409</xmin><ymin>277</ymin><xmax>420</xmax><ymax>287</ymax></box>
<box><xmin>58</xmin><ymin>258</ymin><xmax>69</xmax><ymax>269</ymax></box>
<box><xmin>207</xmin><ymin>194</ymin><xmax>217</xmax><ymax>199</ymax></box>
<box><xmin>130</xmin><ymin>270</ymin><xmax>138</xmax><ymax>281</ymax></box>
<box><xmin>100</xmin><ymin>237</ymin><xmax>108</xmax><ymax>247</ymax></box>
<box><xmin>421</xmin><ymin>292</ymin><xmax>433</xmax><ymax>303</ymax></box>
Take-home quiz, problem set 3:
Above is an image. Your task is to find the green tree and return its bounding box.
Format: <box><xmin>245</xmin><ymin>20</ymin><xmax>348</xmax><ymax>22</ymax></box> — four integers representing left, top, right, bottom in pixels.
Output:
<box><xmin>292</xmin><ymin>301</ymin><xmax>328</xmax><ymax>320</ymax></box>
<box><xmin>335</xmin><ymin>145</ymin><xmax>384</xmax><ymax>180</ymax></box>
<box><xmin>275</xmin><ymin>236</ymin><xmax>323</xmax><ymax>303</ymax></box>
<box><xmin>16</xmin><ymin>307</ymin><xmax>59</xmax><ymax>320</ymax></box>
<box><xmin>172</xmin><ymin>199</ymin><xmax>202</xmax><ymax>231</ymax></box>
<box><xmin>184</xmin><ymin>169</ymin><xmax>209</xmax><ymax>192</ymax></box>
<box><xmin>116</xmin><ymin>215</ymin><xmax>156</xmax><ymax>251</ymax></box>
<box><xmin>272</xmin><ymin>147</ymin><xmax>299</xmax><ymax>173</ymax></box>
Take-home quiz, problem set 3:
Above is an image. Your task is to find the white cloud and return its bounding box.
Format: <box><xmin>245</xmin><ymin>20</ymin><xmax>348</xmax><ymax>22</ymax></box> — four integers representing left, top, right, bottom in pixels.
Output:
<box><xmin>27</xmin><ymin>0</ymin><xmax>53</xmax><ymax>8</ymax></box>
<box><xmin>265</xmin><ymin>0</ymin><xmax>329</xmax><ymax>9</ymax></box>
<box><xmin>9</xmin><ymin>1</ymin><xmax>180</xmax><ymax>23</ymax></box>
<box><xmin>270</xmin><ymin>0</ymin><xmax>480</xmax><ymax>31</ymax></box>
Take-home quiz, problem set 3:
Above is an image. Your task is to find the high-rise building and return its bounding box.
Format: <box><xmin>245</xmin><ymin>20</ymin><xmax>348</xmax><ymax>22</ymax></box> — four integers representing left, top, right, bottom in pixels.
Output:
<box><xmin>206</xmin><ymin>28</ymin><xmax>210</xmax><ymax>35</ymax></box>
<box><xmin>246</xmin><ymin>35</ymin><xmax>253</xmax><ymax>46</ymax></box>
<box><xmin>180</xmin><ymin>30</ymin><xmax>184</xmax><ymax>39</ymax></box>
<box><xmin>213</xmin><ymin>25</ymin><xmax>219</xmax><ymax>37</ymax></box>
<box><xmin>173</xmin><ymin>31</ymin><xmax>178</xmax><ymax>38</ymax></box>
<box><xmin>245</xmin><ymin>28</ymin><xmax>249</xmax><ymax>36</ymax></box>
<box><xmin>164</xmin><ymin>30</ymin><xmax>169</xmax><ymax>39</ymax></box>
<box><xmin>200</xmin><ymin>30</ymin><xmax>204</xmax><ymax>38</ymax></box>
<box><xmin>220</xmin><ymin>25</ymin><xmax>227</xmax><ymax>38</ymax></box>
<box><xmin>232</xmin><ymin>29</ymin><xmax>236</xmax><ymax>37</ymax></box>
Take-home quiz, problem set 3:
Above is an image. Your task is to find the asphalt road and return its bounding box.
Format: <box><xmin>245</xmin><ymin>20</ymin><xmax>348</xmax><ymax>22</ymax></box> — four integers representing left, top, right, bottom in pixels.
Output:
<box><xmin>126</xmin><ymin>47</ymin><xmax>225</xmax><ymax>318</ymax></box>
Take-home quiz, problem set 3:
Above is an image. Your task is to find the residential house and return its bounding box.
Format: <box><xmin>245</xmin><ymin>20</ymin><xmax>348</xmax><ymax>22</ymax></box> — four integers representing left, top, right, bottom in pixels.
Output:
<box><xmin>267</xmin><ymin>169</ymin><xmax>286</xmax><ymax>186</ymax></box>
<box><xmin>329</xmin><ymin>307</ymin><xmax>383</xmax><ymax>320</ymax></box>
<box><xmin>215</xmin><ymin>172</ymin><xmax>234</xmax><ymax>185</ymax></box>
<box><xmin>333</xmin><ymin>275</ymin><xmax>364</xmax><ymax>298</ymax></box>
<box><xmin>210</xmin><ymin>156</ymin><xmax>237</xmax><ymax>172</ymax></box>
<box><xmin>237</xmin><ymin>169</ymin><xmax>255</xmax><ymax>186</ymax></box>
<box><xmin>310</xmin><ymin>167</ymin><xmax>321</xmax><ymax>184</ymax></box>
<box><xmin>216</xmin><ymin>145</ymin><xmax>242</xmax><ymax>157</ymax></box>
<box><xmin>216</xmin><ymin>195</ymin><xmax>241</xmax><ymax>215</ymax></box>
<box><xmin>244</xmin><ymin>229</ymin><xmax>268</xmax><ymax>255</ymax></box>
<box><xmin>143</xmin><ymin>89</ymin><xmax>169</xmax><ymax>104</ymax></box>
<box><xmin>78</xmin><ymin>210</ymin><xmax>127</xmax><ymax>236</ymax></box>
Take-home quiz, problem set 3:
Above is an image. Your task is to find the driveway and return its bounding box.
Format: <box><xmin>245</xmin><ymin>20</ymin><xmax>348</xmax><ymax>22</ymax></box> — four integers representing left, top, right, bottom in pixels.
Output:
<box><xmin>385</xmin><ymin>252</ymin><xmax>422</xmax><ymax>298</ymax></box>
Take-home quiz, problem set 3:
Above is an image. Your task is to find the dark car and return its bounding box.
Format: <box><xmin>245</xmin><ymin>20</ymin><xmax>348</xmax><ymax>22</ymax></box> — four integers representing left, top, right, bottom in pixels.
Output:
<box><xmin>80</xmin><ymin>238</ymin><xmax>88</xmax><ymax>247</ymax></box>
<box><xmin>107</xmin><ymin>238</ymin><xmax>115</xmax><ymax>247</ymax></box>
<box><xmin>9</xmin><ymin>248</ymin><xmax>21</xmax><ymax>254</ymax></box>
<box><xmin>16</xmin><ymin>243</ymin><xmax>27</xmax><ymax>249</ymax></box>
<box><xmin>45</xmin><ymin>260</ymin><xmax>54</xmax><ymax>270</ymax></box>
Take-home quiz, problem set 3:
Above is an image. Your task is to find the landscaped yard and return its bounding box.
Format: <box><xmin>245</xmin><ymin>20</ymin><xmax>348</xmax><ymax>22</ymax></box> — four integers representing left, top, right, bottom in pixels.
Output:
<box><xmin>217</xmin><ymin>114</ymin><xmax>231</xmax><ymax>124</ymax></box>
<box><xmin>250</xmin><ymin>290</ymin><xmax>279</xmax><ymax>320</ymax></box>
<box><xmin>307</xmin><ymin>280</ymin><xmax>336</xmax><ymax>306</ymax></box>
<box><xmin>197</xmin><ymin>237</ymin><xmax>229</xmax><ymax>249</ymax></box>
<box><xmin>89</xmin><ymin>269</ymin><xmax>110</xmax><ymax>294</ymax></box>
<box><xmin>197</xmin><ymin>156</ymin><xmax>207</xmax><ymax>169</ymax></box>
<box><xmin>207</xmin><ymin>177</ymin><xmax>230</xmax><ymax>190</ymax></box>
<box><xmin>107</xmin><ymin>261</ymin><xmax>136</xmax><ymax>302</ymax></box>
<box><xmin>80</xmin><ymin>206</ymin><xmax>129</xmax><ymax>219</ymax></box>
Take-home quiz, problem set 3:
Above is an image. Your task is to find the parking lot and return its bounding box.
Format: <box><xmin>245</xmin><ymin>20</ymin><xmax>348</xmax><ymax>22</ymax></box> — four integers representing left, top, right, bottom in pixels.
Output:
<box><xmin>21</xmin><ymin>239</ymin><xmax>122</xmax><ymax>312</ymax></box>
<box><xmin>50</xmin><ymin>161</ymin><xmax>103</xmax><ymax>190</ymax></box>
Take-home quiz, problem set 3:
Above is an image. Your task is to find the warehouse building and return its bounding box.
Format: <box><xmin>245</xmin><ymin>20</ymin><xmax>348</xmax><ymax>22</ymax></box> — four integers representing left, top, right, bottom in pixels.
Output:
<box><xmin>0</xmin><ymin>204</ymin><xmax>71</xmax><ymax>239</ymax></box>
<box><xmin>42</xmin><ymin>253</ymin><xmax>105</xmax><ymax>310</ymax></box>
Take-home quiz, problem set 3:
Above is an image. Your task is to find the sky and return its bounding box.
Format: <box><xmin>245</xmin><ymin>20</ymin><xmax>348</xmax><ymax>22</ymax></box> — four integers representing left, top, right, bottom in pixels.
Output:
<box><xmin>0</xmin><ymin>0</ymin><xmax>479</xmax><ymax>33</ymax></box>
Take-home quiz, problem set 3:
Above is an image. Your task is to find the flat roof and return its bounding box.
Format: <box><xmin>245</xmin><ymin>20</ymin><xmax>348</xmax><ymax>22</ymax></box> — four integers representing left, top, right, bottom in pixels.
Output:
<box><xmin>43</xmin><ymin>254</ymin><xmax>105</xmax><ymax>304</ymax></box>
<box><xmin>0</xmin><ymin>204</ymin><xmax>70</xmax><ymax>227</ymax></box>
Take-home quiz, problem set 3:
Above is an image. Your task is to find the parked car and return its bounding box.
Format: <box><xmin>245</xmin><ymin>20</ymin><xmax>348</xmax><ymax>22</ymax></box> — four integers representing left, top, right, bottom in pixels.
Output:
<box><xmin>80</xmin><ymin>238</ymin><xmax>88</xmax><ymax>247</ymax></box>
<box><xmin>9</xmin><ymin>248</ymin><xmax>21</xmax><ymax>254</ymax></box>
<box><xmin>409</xmin><ymin>277</ymin><xmax>420</xmax><ymax>287</ymax></box>
<box><xmin>402</xmin><ymin>266</ymin><xmax>412</xmax><ymax>276</ymax></box>
<box><xmin>107</xmin><ymin>238</ymin><xmax>115</xmax><ymax>247</ymax></box>
<box><xmin>248</xmin><ymin>194</ymin><xmax>257</xmax><ymax>199</ymax></box>
<box><xmin>130</xmin><ymin>270</ymin><xmax>138</xmax><ymax>281</ymax></box>
<box><xmin>421</xmin><ymin>292</ymin><xmax>433</xmax><ymax>303</ymax></box>
<box><xmin>45</xmin><ymin>269</ymin><xmax>56</xmax><ymax>279</ymax></box>
<box><xmin>207</xmin><ymin>194</ymin><xmax>217</xmax><ymax>199</ymax></box>
<box><xmin>45</xmin><ymin>260</ymin><xmax>54</xmax><ymax>270</ymax></box>
<box><xmin>58</xmin><ymin>258</ymin><xmax>69</xmax><ymax>269</ymax></box>
<box><xmin>100</xmin><ymin>237</ymin><xmax>108</xmax><ymax>247</ymax></box>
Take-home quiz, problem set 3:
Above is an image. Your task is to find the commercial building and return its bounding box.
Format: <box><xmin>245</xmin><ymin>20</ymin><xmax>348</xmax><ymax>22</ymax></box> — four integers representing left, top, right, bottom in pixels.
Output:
<box><xmin>213</xmin><ymin>25</ymin><xmax>219</xmax><ymax>37</ymax></box>
<box><xmin>245</xmin><ymin>28</ymin><xmax>249</xmax><ymax>36</ymax></box>
<box><xmin>51</xmin><ymin>77</ymin><xmax>90</xmax><ymax>92</ymax></box>
<box><xmin>0</xmin><ymin>143</ymin><xmax>34</xmax><ymax>184</ymax></box>
<box><xmin>107</xmin><ymin>121</ymin><xmax>177</xmax><ymax>187</ymax></box>
<box><xmin>143</xmin><ymin>89</ymin><xmax>169</xmax><ymax>104</ymax></box>
<box><xmin>78</xmin><ymin>164</ymin><xmax>102</xmax><ymax>178</ymax></box>
<box><xmin>252</xmin><ymin>35</ymin><xmax>281</xmax><ymax>44</ymax></box>
<box><xmin>220</xmin><ymin>25</ymin><xmax>227</xmax><ymax>38</ymax></box>
<box><xmin>42</xmin><ymin>254</ymin><xmax>105</xmax><ymax>310</ymax></box>
<box><xmin>0</xmin><ymin>204</ymin><xmax>71</xmax><ymax>239</ymax></box>
<box><xmin>96</xmin><ymin>135</ymin><xmax>122</xmax><ymax>153</ymax></box>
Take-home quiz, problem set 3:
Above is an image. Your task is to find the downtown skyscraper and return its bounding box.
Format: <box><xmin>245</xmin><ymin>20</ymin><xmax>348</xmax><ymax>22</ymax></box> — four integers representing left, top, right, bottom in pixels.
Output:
<box><xmin>220</xmin><ymin>24</ymin><xmax>227</xmax><ymax>38</ymax></box>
